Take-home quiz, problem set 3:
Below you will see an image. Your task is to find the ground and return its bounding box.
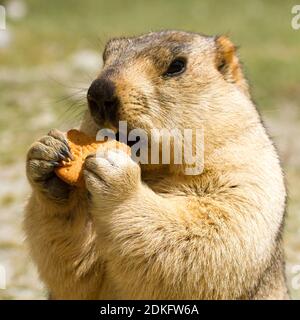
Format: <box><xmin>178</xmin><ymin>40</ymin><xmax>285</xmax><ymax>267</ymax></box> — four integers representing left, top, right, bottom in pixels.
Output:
<box><xmin>0</xmin><ymin>0</ymin><xmax>299</xmax><ymax>299</ymax></box>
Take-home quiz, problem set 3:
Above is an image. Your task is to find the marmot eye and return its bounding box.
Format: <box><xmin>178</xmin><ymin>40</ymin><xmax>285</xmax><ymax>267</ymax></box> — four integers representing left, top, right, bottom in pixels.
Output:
<box><xmin>164</xmin><ymin>58</ymin><xmax>186</xmax><ymax>77</ymax></box>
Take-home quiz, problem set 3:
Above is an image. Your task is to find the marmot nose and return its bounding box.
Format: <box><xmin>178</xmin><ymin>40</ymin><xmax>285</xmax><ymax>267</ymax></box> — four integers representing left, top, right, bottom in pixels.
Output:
<box><xmin>87</xmin><ymin>78</ymin><xmax>119</xmax><ymax>125</ymax></box>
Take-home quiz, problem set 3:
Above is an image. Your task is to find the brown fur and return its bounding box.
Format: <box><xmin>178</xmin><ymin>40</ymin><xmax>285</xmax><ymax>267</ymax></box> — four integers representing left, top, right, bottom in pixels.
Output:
<box><xmin>24</xmin><ymin>30</ymin><xmax>288</xmax><ymax>299</ymax></box>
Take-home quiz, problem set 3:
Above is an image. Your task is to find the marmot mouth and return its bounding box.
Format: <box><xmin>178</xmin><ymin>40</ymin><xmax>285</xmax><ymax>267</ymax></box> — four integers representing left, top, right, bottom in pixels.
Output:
<box><xmin>115</xmin><ymin>131</ymin><xmax>139</xmax><ymax>148</ymax></box>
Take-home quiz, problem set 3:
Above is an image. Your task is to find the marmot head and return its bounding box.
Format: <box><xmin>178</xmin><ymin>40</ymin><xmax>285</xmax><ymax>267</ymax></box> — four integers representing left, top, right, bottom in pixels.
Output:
<box><xmin>86</xmin><ymin>30</ymin><xmax>257</xmax><ymax>173</ymax></box>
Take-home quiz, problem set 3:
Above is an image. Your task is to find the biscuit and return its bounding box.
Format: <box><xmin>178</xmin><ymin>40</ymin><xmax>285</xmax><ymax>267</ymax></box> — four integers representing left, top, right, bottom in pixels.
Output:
<box><xmin>55</xmin><ymin>129</ymin><xmax>131</xmax><ymax>187</ymax></box>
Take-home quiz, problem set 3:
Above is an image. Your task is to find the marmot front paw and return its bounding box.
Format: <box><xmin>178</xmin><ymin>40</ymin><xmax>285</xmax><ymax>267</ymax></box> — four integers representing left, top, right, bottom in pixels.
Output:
<box><xmin>26</xmin><ymin>129</ymin><xmax>73</xmax><ymax>201</ymax></box>
<box><xmin>84</xmin><ymin>149</ymin><xmax>141</xmax><ymax>205</ymax></box>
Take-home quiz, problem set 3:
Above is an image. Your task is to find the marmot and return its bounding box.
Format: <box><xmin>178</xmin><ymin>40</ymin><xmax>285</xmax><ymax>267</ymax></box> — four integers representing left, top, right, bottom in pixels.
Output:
<box><xmin>24</xmin><ymin>30</ymin><xmax>289</xmax><ymax>299</ymax></box>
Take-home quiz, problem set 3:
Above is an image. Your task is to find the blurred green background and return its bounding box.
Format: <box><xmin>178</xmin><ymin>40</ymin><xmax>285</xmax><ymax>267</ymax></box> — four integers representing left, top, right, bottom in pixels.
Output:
<box><xmin>0</xmin><ymin>0</ymin><xmax>299</xmax><ymax>299</ymax></box>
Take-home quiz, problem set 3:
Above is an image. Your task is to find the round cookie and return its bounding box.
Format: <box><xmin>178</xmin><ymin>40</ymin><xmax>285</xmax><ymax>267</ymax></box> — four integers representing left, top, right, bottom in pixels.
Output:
<box><xmin>55</xmin><ymin>129</ymin><xmax>131</xmax><ymax>187</ymax></box>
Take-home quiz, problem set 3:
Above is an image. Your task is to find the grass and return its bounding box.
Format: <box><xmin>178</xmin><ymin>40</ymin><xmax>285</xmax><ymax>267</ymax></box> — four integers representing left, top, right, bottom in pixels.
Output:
<box><xmin>0</xmin><ymin>0</ymin><xmax>299</xmax><ymax>299</ymax></box>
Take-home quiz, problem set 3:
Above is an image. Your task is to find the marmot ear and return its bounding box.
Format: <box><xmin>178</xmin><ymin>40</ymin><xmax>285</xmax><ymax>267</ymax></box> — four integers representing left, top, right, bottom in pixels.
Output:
<box><xmin>215</xmin><ymin>35</ymin><xmax>249</xmax><ymax>96</ymax></box>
